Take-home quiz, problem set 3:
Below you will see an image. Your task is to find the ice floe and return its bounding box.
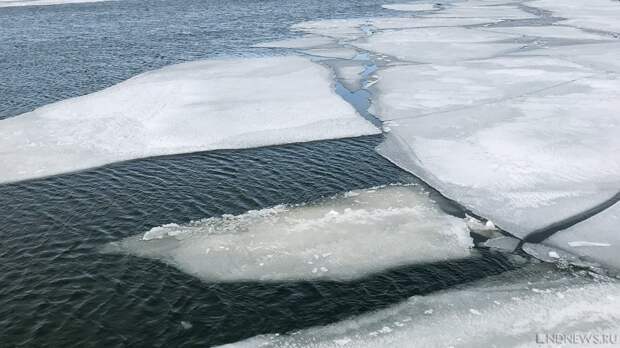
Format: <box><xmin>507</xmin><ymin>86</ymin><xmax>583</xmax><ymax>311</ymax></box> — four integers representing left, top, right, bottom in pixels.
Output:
<box><xmin>376</xmin><ymin>72</ymin><xmax>620</xmax><ymax>238</ymax></box>
<box><xmin>0</xmin><ymin>0</ymin><xmax>108</xmax><ymax>7</ymax></box>
<box><xmin>107</xmin><ymin>185</ymin><xmax>473</xmax><ymax>282</ymax></box>
<box><xmin>0</xmin><ymin>56</ymin><xmax>378</xmax><ymax>184</ymax></box>
<box><xmin>221</xmin><ymin>264</ymin><xmax>620</xmax><ymax>347</ymax></box>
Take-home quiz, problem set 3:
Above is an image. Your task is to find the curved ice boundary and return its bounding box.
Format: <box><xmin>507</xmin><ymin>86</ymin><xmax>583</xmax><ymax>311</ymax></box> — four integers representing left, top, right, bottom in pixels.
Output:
<box><xmin>0</xmin><ymin>56</ymin><xmax>378</xmax><ymax>184</ymax></box>
<box><xmin>222</xmin><ymin>264</ymin><xmax>620</xmax><ymax>348</ymax></box>
<box><xmin>0</xmin><ymin>0</ymin><xmax>109</xmax><ymax>8</ymax></box>
<box><xmin>105</xmin><ymin>185</ymin><xmax>473</xmax><ymax>282</ymax></box>
<box><xmin>279</xmin><ymin>0</ymin><xmax>620</xmax><ymax>270</ymax></box>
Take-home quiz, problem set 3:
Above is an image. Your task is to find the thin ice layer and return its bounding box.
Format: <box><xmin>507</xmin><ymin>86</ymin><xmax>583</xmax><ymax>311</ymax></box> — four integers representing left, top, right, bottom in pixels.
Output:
<box><xmin>352</xmin><ymin>27</ymin><xmax>522</xmax><ymax>63</ymax></box>
<box><xmin>221</xmin><ymin>265</ymin><xmax>620</xmax><ymax>347</ymax></box>
<box><xmin>543</xmin><ymin>201</ymin><xmax>620</xmax><ymax>270</ymax></box>
<box><xmin>0</xmin><ymin>56</ymin><xmax>378</xmax><ymax>184</ymax></box>
<box><xmin>108</xmin><ymin>185</ymin><xmax>472</xmax><ymax>282</ymax></box>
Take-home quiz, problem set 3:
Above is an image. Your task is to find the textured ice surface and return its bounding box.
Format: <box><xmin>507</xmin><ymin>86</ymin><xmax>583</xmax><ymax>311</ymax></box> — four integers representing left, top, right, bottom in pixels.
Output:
<box><xmin>543</xmin><ymin>202</ymin><xmax>620</xmax><ymax>271</ymax></box>
<box><xmin>0</xmin><ymin>56</ymin><xmax>378</xmax><ymax>184</ymax></box>
<box><xmin>515</xmin><ymin>42</ymin><xmax>620</xmax><ymax>74</ymax></box>
<box><xmin>369</xmin><ymin>55</ymin><xmax>593</xmax><ymax>120</ymax></box>
<box><xmin>369</xmin><ymin>17</ymin><xmax>497</xmax><ymax>29</ymax></box>
<box><xmin>221</xmin><ymin>265</ymin><xmax>620</xmax><ymax>347</ymax></box>
<box><xmin>0</xmin><ymin>0</ymin><xmax>108</xmax><ymax>7</ymax></box>
<box><xmin>301</xmin><ymin>48</ymin><xmax>359</xmax><ymax>59</ymax></box>
<box><xmin>382</xmin><ymin>3</ymin><xmax>436</xmax><ymax>12</ymax></box>
<box><xmin>377</xmin><ymin>73</ymin><xmax>620</xmax><ymax>237</ymax></box>
<box><xmin>352</xmin><ymin>27</ymin><xmax>522</xmax><ymax>63</ymax></box>
<box><xmin>109</xmin><ymin>185</ymin><xmax>472</xmax><ymax>282</ymax></box>
<box><xmin>482</xmin><ymin>25</ymin><xmax>610</xmax><ymax>40</ymax></box>
<box><xmin>530</xmin><ymin>0</ymin><xmax>620</xmax><ymax>33</ymax></box>
<box><xmin>254</xmin><ymin>35</ymin><xmax>335</xmax><ymax>49</ymax></box>
<box><xmin>292</xmin><ymin>19</ymin><xmax>369</xmax><ymax>41</ymax></box>
<box><xmin>431</xmin><ymin>4</ymin><xmax>536</xmax><ymax>20</ymax></box>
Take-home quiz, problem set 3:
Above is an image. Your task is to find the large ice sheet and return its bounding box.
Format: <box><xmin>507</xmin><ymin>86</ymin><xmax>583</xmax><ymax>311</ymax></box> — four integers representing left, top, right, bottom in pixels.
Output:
<box><xmin>369</xmin><ymin>55</ymin><xmax>593</xmax><ymax>120</ymax></box>
<box><xmin>0</xmin><ymin>56</ymin><xmax>379</xmax><ymax>184</ymax></box>
<box><xmin>352</xmin><ymin>27</ymin><xmax>522</xmax><ymax>63</ymax></box>
<box><xmin>0</xmin><ymin>0</ymin><xmax>108</xmax><ymax>7</ymax></box>
<box><xmin>377</xmin><ymin>72</ymin><xmax>620</xmax><ymax>237</ymax></box>
<box><xmin>222</xmin><ymin>265</ymin><xmax>620</xmax><ymax>347</ymax></box>
<box><xmin>529</xmin><ymin>0</ymin><xmax>620</xmax><ymax>33</ymax></box>
<box><xmin>543</xmin><ymin>201</ymin><xmax>620</xmax><ymax>271</ymax></box>
<box><xmin>107</xmin><ymin>185</ymin><xmax>472</xmax><ymax>282</ymax></box>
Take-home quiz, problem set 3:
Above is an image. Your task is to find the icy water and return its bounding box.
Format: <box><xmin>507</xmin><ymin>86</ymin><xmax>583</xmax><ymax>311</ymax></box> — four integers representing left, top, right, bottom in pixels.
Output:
<box><xmin>2</xmin><ymin>0</ymin><xmax>518</xmax><ymax>346</ymax></box>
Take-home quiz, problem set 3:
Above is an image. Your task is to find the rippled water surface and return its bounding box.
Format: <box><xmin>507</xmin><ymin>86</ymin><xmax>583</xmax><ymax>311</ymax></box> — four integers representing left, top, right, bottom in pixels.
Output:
<box><xmin>1</xmin><ymin>0</ymin><xmax>520</xmax><ymax>346</ymax></box>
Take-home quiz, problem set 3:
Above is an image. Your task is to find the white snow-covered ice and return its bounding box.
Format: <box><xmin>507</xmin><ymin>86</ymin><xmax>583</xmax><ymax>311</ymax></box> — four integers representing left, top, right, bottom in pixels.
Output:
<box><xmin>0</xmin><ymin>56</ymin><xmax>379</xmax><ymax>184</ymax></box>
<box><xmin>220</xmin><ymin>264</ymin><xmax>620</xmax><ymax>347</ymax></box>
<box><xmin>106</xmin><ymin>185</ymin><xmax>473</xmax><ymax>282</ymax></box>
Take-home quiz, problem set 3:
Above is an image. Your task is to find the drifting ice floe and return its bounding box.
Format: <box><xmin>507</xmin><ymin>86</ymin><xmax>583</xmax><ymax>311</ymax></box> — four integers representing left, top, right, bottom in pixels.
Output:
<box><xmin>0</xmin><ymin>56</ymin><xmax>378</xmax><ymax>184</ymax></box>
<box><xmin>108</xmin><ymin>185</ymin><xmax>472</xmax><ymax>282</ymax></box>
<box><xmin>221</xmin><ymin>264</ymin><xmax>620</xmax><ymax>348</ymax></box>
<box><xmin>0</xmin><ymin>0</ymin><xmax>108</xmax><ymax>7</ymax></box>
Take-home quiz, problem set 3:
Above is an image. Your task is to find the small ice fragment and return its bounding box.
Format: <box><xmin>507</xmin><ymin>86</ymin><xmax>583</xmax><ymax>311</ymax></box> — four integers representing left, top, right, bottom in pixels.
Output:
<box><xmin>379</xmin><ymin>326</ymin><xmax>392</xmax><ymax>334</ymax></box>
<box><xmin>548</xmin><ymin>251</ymin><xmax>560</xmax><ymax>259</ymax></box>
<box><xmin>424</xmin><ymin>309</ymin><xmax>433</xmax><ymax>315</ymax></box>
<box><xmin>180</xmin><ymin>321</ymin><xmax>192</xmax><ymax>330</ymax></box>
<box><xmin>469</xmin><ymin>309</ymin><xmax>482</xmax><ymax>316</ymax></box>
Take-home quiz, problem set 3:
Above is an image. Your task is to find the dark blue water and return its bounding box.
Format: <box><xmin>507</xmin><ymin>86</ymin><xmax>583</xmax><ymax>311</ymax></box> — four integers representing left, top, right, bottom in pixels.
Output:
<box><xmin>0</xmin><ymin>0</ymin><xmax>400</xmax><ymax>120</ymax></box>
<box><xmin>1</xmin><ymin>1</ymin><xmax>520</xmax><ymax>346</ymax></box>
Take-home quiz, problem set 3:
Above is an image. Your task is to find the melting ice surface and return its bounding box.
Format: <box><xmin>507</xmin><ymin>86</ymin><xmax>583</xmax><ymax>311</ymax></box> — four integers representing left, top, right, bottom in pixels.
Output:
<box><xmin>0</xmin><ymin>56</ymin><xmax>378</xmax><ymax>184</ymax></box>
<box><xmin>281</xmin><ymin>0</ymin><xmax>620</xmax><ymax>270</ymax></box>
<box><xmin>107</xmin><ymin>185</ymin><xmax>472</xmax><ymax>282</ymax></box>
<box><xmin>222</xmin><ymin>264</ymin><xmax>620</xmax><ymax>348</ymax></box>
